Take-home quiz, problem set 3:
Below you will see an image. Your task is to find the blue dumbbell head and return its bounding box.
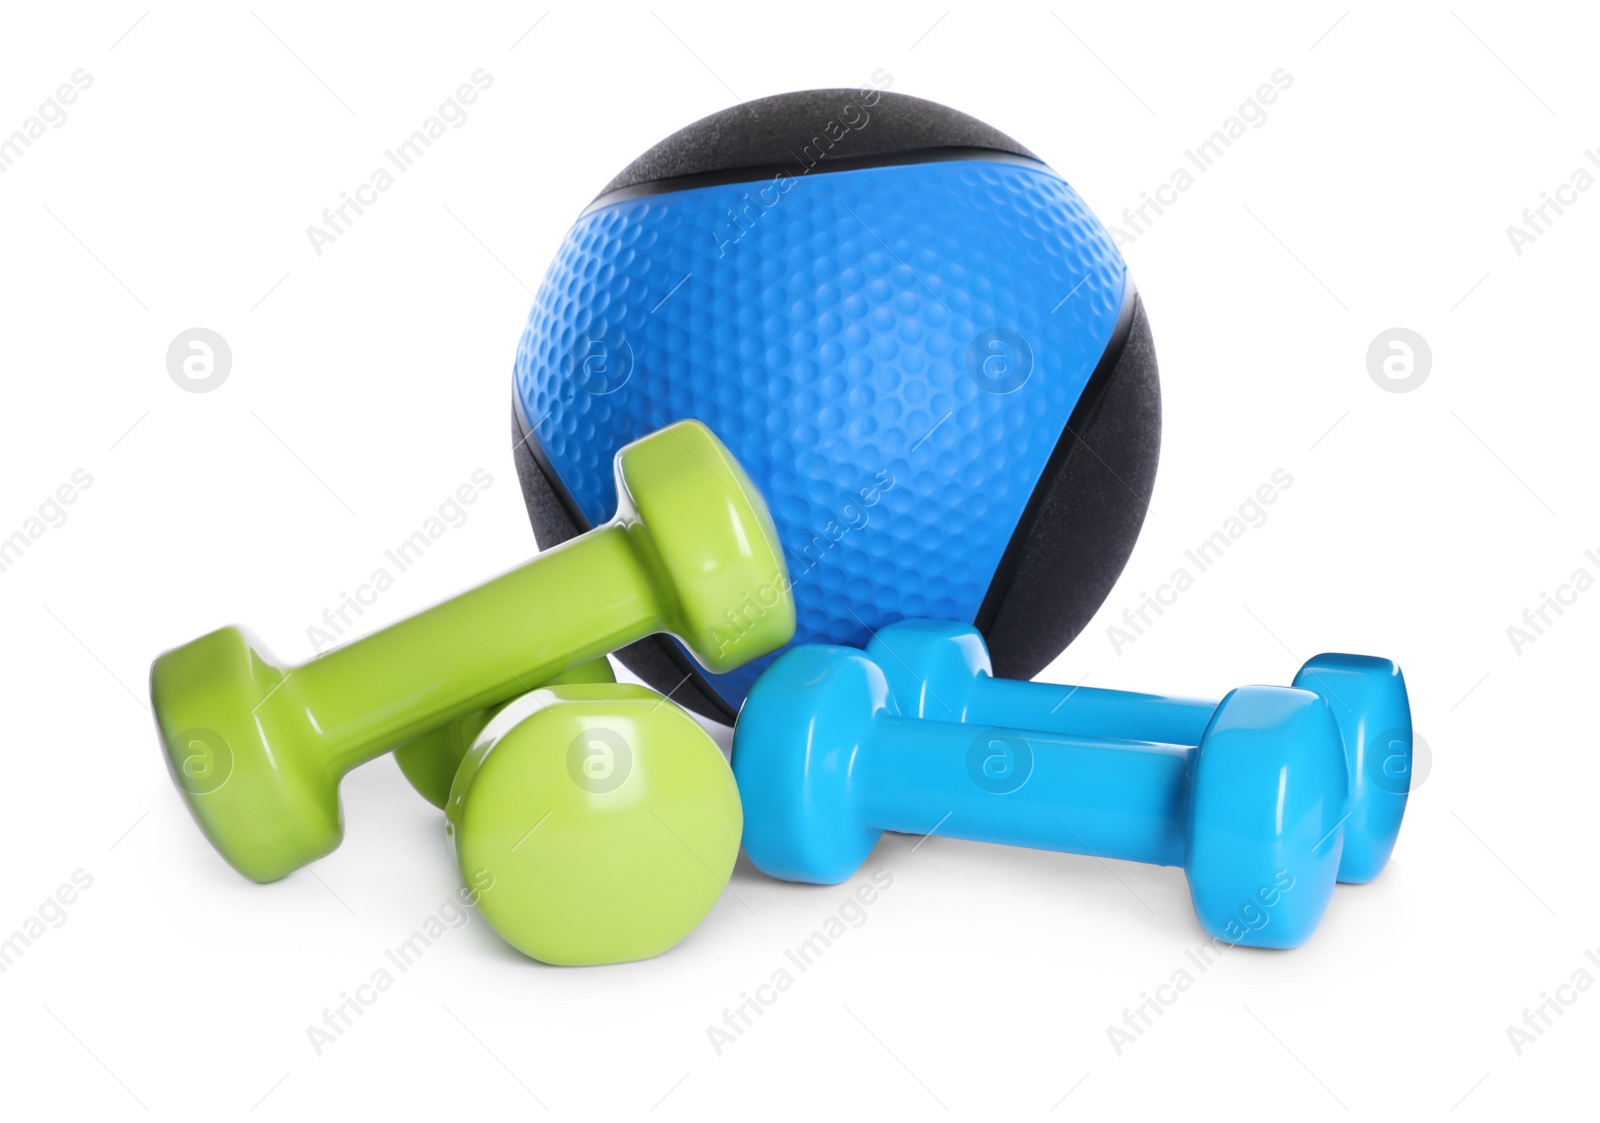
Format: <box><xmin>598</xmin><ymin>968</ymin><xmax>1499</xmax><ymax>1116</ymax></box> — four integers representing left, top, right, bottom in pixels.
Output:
<box><xmin>869</xmin><ymin>619</ymin><xmax>993</xmax><ymax>720</ymax></box>
<box><xmin>733</xmin><ymin>645</ymin><xmax>890</xmax><ymax>884</ymax></box>
<box><xmin>1185</xmin><ymin>686</ymin><xmax>1348</xmax><ymax>948</ymax></box>
<box><xmin>735</xmin><ymin>644</ymin><xmax>1351</xmax><ymax>948</ymax></box>
<box><xmin>868</xmin><ymin>619</ymin><xmax>1410</xmax><ymax>884</ymax></box>
<box><xmin>1291</xmin><ymin>655</ymin><xmax>1410</xmax><ymax>884</ymax></box>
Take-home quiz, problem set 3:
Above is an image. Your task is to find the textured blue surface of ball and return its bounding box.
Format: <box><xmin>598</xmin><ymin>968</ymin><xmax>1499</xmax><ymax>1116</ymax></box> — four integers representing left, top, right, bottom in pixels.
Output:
<box><xmin>515</xmin><ymin>157</ymin><xmax>1127</xmax><ymax>703</ymax></box>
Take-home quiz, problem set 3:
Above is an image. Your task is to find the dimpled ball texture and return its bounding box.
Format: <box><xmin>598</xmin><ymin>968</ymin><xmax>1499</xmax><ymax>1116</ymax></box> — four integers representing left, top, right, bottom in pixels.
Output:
<box><xmin>512</xmin><ymin>91</ymin><xmax>1152</xmax><ymax>714</ymax></box>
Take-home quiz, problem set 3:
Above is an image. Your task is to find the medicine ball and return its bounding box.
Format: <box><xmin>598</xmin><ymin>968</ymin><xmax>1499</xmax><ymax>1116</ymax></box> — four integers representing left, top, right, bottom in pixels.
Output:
<box><xmin>511</xmin><ymin>87</ymin><xmax>1160</xmax><ymax>720</ymax></box>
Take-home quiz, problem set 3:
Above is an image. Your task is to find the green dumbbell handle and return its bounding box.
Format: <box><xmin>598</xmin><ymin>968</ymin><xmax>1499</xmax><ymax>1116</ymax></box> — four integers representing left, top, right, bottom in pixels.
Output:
<box><xmin>272</xmin><ymin>522</ymin><xmax>661</xmax><ymax>779</ymax></box>
<box><xmin>153</xmin><ymin>419</ymin><xmax>795</xmax><ymax>884</ymax></box>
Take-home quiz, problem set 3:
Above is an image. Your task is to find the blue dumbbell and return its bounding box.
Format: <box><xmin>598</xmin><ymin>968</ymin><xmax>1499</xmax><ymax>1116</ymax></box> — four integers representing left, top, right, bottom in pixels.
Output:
<box><xmin>734</xmin><ymin>644</ymin><xmax>1351</xmax><ymax>948</ymax></box>
<box><xmin>865</xmin><ymin>619</ymin><xmax>1410</xmax><ymax>884</ymax></box>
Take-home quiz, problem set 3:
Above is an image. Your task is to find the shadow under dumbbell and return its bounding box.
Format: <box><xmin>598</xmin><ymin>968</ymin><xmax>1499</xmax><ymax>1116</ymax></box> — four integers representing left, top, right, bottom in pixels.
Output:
<box><xmin>733</xmin><ymin>825</ymin><xmax>1196</xmax><ymax>946</ymax></box>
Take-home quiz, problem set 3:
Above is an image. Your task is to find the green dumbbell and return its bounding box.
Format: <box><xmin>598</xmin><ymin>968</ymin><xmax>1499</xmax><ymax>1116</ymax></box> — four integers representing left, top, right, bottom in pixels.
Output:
<box><xmin>449</xmin><ymin>681</ymin><xmax>741</xmax><ymax>966</ymax></box>
<box><xmin>393</xmin><ymin>657</ymin><xmax>616</xmax><ymax>808</ymax></box>
<box><xmin>151</xmin><ymin>420</ymin><xmax>793</xmax><ymax>882</ymax></box>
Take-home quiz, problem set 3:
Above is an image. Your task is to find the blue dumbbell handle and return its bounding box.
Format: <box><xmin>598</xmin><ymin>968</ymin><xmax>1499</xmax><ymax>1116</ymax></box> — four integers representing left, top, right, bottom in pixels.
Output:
<box><xmin>857</xmin><ymin>714</ymin><xmax>1194</xmax><ymax>868</ymax></box>
<box><xmin>940</xmin><ymin>675</ymin><xmax>1218</xmax><ymax>746</ymax></box>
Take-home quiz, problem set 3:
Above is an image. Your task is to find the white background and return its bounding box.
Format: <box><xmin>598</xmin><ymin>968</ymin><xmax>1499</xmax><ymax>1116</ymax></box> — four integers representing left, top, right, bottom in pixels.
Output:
<box><xmin>1</xmin><ymin>2</ymin><xmax>1594</xmax><ymax>1118</ymax></box>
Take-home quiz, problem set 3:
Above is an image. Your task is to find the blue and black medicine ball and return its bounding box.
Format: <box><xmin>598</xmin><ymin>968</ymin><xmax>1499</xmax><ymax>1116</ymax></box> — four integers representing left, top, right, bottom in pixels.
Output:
<box><xmin>511</xmin><ymin>87</ymin><xmax>1161</xmax><ymax>719</ymax></box>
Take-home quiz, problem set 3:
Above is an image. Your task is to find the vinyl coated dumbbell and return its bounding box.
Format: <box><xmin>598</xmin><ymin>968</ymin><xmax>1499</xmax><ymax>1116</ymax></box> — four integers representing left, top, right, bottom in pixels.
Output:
<box><xmin>446</xmin><ymin>682</ymin><xmax>741</xmax><ymax>966</ymax></box>
<box><xmin>151</xmin><ymin>420</ymin><xmax>793</xmax><ymax>882</ymax></box>
<box><xmin>865</xmin><ymin>620</ymin><xmax>1410</xmax><ymax>884</ymax></box>
<box><xmin>734</xmin><ymin>645</ymin><xmax>1350</xmax><ymax>948</ymax></box>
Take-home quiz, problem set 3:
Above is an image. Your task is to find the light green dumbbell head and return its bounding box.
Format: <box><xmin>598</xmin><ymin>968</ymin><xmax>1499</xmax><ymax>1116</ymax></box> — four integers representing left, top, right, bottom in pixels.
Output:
<box><xmin>446</xmin><ymin>682</ymin><xmax>742</xmax><ymax>966</ymax></box>
<box><xmin>613</xmin><ymin>420</ymin><xmax>794</xmax><ymax>673</ymax></box>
